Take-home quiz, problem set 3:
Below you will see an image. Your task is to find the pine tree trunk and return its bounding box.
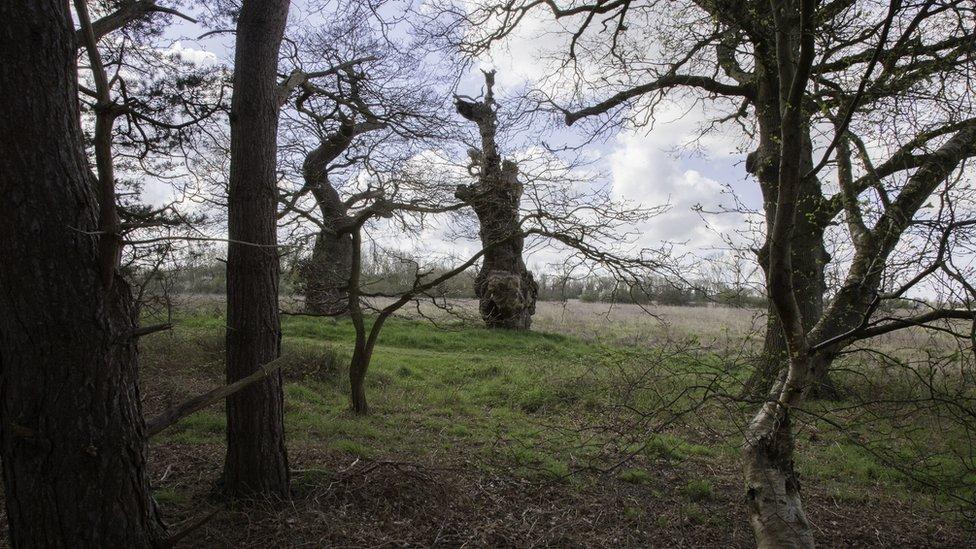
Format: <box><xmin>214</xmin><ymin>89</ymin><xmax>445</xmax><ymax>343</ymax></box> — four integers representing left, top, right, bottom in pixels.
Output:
<box><xmin>0</xmin><ymin>2</ymin><xmax>164</xmax><ymax>545</ymax></box>
<box><xmin>224</xmin><ymin>0</ymin><xmax>291</xmax><ymax>498</ymax></box>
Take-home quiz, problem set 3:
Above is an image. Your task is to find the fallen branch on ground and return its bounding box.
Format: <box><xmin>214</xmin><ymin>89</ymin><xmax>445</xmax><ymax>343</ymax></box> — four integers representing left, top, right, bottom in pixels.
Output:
<box><xmin>146</xmin><ymin>356</ymin><xmax>287</xmax><ymax>437</ymax></box>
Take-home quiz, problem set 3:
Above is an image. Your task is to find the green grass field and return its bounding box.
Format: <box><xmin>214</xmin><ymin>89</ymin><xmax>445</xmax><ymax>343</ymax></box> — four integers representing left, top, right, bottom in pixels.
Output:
<box><xmin>137</xmin><ymin>308</ymin><xmax>975</xmax><ymax>546</ymax></box>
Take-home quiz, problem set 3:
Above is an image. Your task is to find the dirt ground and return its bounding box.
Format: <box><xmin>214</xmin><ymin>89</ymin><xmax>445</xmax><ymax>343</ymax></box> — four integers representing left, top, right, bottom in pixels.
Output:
<box><xmin>147</xmin><ymin>443</ymin><xmax>972</xmax><ymax>548</ymax></box>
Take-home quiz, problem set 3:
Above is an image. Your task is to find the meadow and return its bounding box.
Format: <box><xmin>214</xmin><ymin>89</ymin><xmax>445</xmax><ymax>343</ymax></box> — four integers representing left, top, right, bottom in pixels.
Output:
<box><xmin>122</xmin><ymin>297</ymin><xmax>976</xmax><ymax>547</ymax></box>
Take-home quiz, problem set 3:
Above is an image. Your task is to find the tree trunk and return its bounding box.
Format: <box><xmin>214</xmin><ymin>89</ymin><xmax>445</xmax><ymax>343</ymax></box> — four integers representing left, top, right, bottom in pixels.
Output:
<box><xmin>346</xmin><ymin>230</ymin><xmax>376</xmax><ymax>416</ymax></box>
<box><xmin>747</xmin><ymin>206</ymin><xmax>840</xmax><ymax>400</ymax></box>
<box><xmin>463</xmin><ymin>163</ymin><xmax>538</xmax><ymax>330</ymax></box>
<box><xmin>0</xmin><ymin>1</ymin><xmax>164</xmax><ymax>545</ymax></box>
<box><xmin>349</xmin><ymin>346</ymin><xmax>370</xmax><ymax>415</ymax></box>
<box><xmin>303</xmin><ymin>227</ymin><xmax>352</xmax><ymax>315</ymax></box>
<box><xmin>746</xmin><ymin>223</ymin><xmax>836</xmax><ymax>400</ymax></box>
<box><xmin>300</xmin><ymin>141</ymin><xmax>354</xmax><ymax>316</ymax></box>
<box><xmin>455</xmin><ymin>71</ymin><xmax>538</xmax><ymax>330</ymax></box>
<box><xmin>744</xmin><ymin>57</ymin><xmax>834</xmax><ymax>399</ymax></box>
<box><xmin>743</xmin><ymin>4</ymin><xmax>819</xmax><ymax>542</ymax></box>
<box><xmin>742</xmin><ymin>382</ymin><xmax>815</xmax><ymax>548</ymax></box>
<box><xmin>224</xmin><ymin>0</ymin><xmax>291</xmax><ymax>498</ymax></box>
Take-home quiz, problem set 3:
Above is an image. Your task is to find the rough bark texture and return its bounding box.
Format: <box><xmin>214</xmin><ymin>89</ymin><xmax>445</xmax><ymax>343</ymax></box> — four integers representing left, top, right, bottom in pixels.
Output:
<box><xmin>0</xmin><ymin>1</ymin><xmax>164</xmax><ymax>545</ymax></box>
<box><xmin>300</xmin><ymin>128</ymin><xmax>357</xmax><ymax>316</ymax></box>
<box><xmin>302</xmin><ymin>202</ymin><xmax>352</xmax><ymax>316</ymax></box>
<box><xmin>742</xmin><ymin>38</ymin><xmax>833</xmax><ymax>401</ymax></box>
<box><xmin>224</xmin><ymin>0</ymin><xmax>291</xmax><ymax>498</ymax></box>
<box><xmin>455</xmin><ymin>72</ymin><xmax>538</xmax><ymax>330</ymax></box>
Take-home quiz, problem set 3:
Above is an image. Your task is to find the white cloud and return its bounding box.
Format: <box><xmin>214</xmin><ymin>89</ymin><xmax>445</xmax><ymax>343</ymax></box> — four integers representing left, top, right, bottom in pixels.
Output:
<box><xmin>164</xmin><ymin>41</ymin><xmax>218</xmax><ymax>67</ymax></box>
<box><xmin>606</xmin><ymin>121</ymin><xmax>749</xmax><ymax>251</ymax></box>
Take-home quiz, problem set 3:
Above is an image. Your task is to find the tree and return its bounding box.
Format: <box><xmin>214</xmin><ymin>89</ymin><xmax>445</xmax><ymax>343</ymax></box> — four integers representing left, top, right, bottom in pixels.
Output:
<box><xmin>438</xmin><ymin>0</ymin><xmax>976</xmax><ymax>399</ymax></box>
<box><xmin>455</xmin><ymin>70</ymin><xmax>539</xmax><ymax>330</ymax></box>
<box><xmin>275</xmin><ymin>11</ymin><xmax>449</xmax><ymax>316</ymax></box>
<box><xmin>0</xmin><ymin>0</ymin><xmax>164</xmax><ymax>545</ymax></box>
<box><xmin>223</xmin><ymin>0</ymin><xmax>292</xmax><ymax>498</ymax></box>
<box><xmin>436</xmin><ymin>0</ymin><xmax>976</xmax><ymax>544</ymax></box>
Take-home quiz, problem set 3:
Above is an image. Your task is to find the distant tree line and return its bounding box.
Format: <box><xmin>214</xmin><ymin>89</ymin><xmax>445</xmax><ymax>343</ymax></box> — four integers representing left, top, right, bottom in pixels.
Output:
<box><xmin>154</xmin><ymin>257</ymin><xmax>769</xmax><ymax>308</ymax></box>
<box><xmin>150</xmin><ymin>257</ymin><xmax>940</xmax><ymax>313</ymax></box>
<box><xmin>133</xmin><ymin>255</ymin><xmax>949</xmax><ymax>330</ymax></box>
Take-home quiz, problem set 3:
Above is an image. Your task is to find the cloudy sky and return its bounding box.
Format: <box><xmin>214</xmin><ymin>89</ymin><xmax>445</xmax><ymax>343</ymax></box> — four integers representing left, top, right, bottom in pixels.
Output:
<box><xmin>148</xmin><ymin>1</ymin><xmax>767</xmax><ymax>278</ymax></box>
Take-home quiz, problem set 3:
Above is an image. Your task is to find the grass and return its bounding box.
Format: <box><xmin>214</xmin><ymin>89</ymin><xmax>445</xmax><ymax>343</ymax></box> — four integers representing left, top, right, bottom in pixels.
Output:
<box><xmin>148</xmin><ymin>311</ymin><xmax>610</xmax><ymax>461</ymax></box>
<box><xmin>683</xmin><ymin>479</ymin><xmax>714</xmax><ymax>502</ymax></box>
<box><xmin>643</xmin><ymin>433</ymin><xmax>717</xmax><ymax>461</ymax></box>
<box><xmin>136</xmin><ymin>305</ymin><xmax>976</xmax><ymax>545</ymax></box>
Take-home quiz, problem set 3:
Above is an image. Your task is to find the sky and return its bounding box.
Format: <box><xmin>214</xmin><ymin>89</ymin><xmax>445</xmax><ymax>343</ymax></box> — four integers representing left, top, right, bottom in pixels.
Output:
<box><xmin>149</xmin><ymin>1</ymin><xmax>765</xmax><ymax>277</ymax></box>
<box><xmin>117</xmin><ymin>0</ymin><xmax>976</xmax><ymax>303</ymax></box>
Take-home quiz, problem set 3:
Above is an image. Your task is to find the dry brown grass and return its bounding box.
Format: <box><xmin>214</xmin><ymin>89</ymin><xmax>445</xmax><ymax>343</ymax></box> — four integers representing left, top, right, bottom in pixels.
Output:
<box><xmin>353</xmin><ymin>297</ymin><xmax>963</xmax><ymax>357</ymax></box>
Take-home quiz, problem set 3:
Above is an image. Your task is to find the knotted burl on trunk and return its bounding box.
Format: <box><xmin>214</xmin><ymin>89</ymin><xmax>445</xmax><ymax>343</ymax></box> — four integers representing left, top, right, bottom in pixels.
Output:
<box><xmin>455</xmin><ymin>71</ymin><xmax>538</xmax><ymax>330</ymax></box>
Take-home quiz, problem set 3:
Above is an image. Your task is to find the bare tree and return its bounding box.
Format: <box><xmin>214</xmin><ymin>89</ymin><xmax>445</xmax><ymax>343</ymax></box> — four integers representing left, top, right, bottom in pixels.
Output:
<box><xmin>431</xmin><ymin>0</ymin><xmax>976</xmax><ymax>544</ymax></box>
<box><xmin>435</xmin><ymin>0</ymin><xmax>976</xmax><ymax>399</ymax></box>
<box><xmin>223</xmin><ymin>0</ymin><xmax>292</xmax><ymax>498</ymax></box>
<box><xmin>275</xmin><ymin>12</ymin><xmax>450</xmax><ymax>316</ymax></box>
<box><xmin>455</xmin><ymin>70</ymin><xmax>539</xmax><ymax>329</ymax></box>
<box><xmin>732</xmin><ymin>3</ymin><xmax>975</xmax><ymax>545</ymax></box>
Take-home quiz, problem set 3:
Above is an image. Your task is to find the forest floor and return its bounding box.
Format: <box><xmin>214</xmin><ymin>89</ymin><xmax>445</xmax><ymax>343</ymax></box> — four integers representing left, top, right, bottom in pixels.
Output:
<box><xmin>2</xmin><ymin>301</ymin><xmax>973</xmax><ymax>547</ymax></box>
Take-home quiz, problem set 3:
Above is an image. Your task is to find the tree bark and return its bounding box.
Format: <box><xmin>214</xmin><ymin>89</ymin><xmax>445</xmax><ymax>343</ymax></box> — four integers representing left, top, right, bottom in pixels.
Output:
<box><xmin>303</xmin><ymin>227</ymin><xmax>353</xmax><ymax>316</ymax></box>
<box><xmin>224</xmin><ymin>0</ymin><xmax>291</xmax><ymax>498</ymax></box>
<box><xmin>0</xmin><ymin>1</ymin><xmax>164</xmax><ymax>545</ymax></box>
<box><xmin>742</xmin><ymin>377</ymin><xmax>815</xmax><ymax>549</ymax></box>
<box><xmin>455</xmin><ymin>71</ymin><xmax>538</xmax><ymax>330</ymax></box>
<box><xmin>742</xmin><ymin>42</ymin><xmax>834</xmax><ymax>400</ymax></box>
<box><xmin>300</xmin><ymin>133</ymin><xmax>356</xmax><ymax>316</ymax></box>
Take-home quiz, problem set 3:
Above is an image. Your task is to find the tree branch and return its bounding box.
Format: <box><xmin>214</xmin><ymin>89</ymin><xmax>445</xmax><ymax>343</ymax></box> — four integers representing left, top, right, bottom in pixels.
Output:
<box><xmin>565</xmin><ymin>74</ymin><xmax>753</xmax><ymax>126</ymax></box>
<box><xmin>146</xmin><ymin>355</ymin><xmax>287</xmax><ymax>437</ymax></box>
<box><xmin>76</xmin><ymin>0</ymin><xmax>196</xmax><ymax>48</ymax></box>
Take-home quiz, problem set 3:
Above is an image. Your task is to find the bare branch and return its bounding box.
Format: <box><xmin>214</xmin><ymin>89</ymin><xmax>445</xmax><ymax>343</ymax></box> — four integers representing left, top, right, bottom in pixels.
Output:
<box><xmin>146</xmin><ymin>355</ymin><xmax>287</xmax><ymax>437</ymax></box>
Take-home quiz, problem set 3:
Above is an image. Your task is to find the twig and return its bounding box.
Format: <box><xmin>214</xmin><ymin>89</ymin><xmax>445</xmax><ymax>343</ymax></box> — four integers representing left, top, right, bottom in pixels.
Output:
<box><xmin>159</xmin><ymin>509</ymin><xmax>219</xmax><ymax>548</ymax></box>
